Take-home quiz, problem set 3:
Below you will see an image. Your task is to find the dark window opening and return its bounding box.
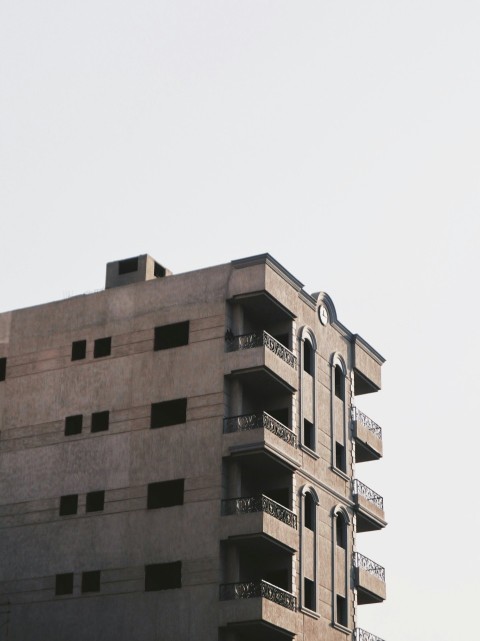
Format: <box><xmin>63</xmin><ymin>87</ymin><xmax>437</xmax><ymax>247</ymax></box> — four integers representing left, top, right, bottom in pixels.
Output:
<box><xmin>59</xmin><ymin>494</ymin><xmax>78</xmax><ymax>516</ymax></box>
<box><xmin>55</xmin><ymin>573</ymin><xmax>74</xmax><ymax>596</ymax></box>
<box><xmin>267</xmin><ymin>407</ymin><xmax>289</xmax><ymax>427</ymax></box>
<box><xmin>93</xmin><ymin>337</ymin><xmax>111</xmax><ymax>358</ymax></box>
<box><xmin>81</xmin><ymin>570</ymin><xmax>100</xmax><ymax>593</ymax></box>
<box><xmin>336</xmin><ymin>515</ymin><xmax>347</xmax><ymax>549</ymax></box>
<box><xmin>154</xmin><ymin>262</ymin><xmax>166</xmax><ymax>278</ymax></box>
<box><xmin>304</xmin><ymin>419</ymin><xmax>314</xmax><ymax>450</ymax></box>
<box><xmin>303</xmin><ymin>340</ymin><xmax>314</xmax><ymax>375</ymax></box>
<box><xmin>151</xmin><ymin>398</ymin><xmax>187</xmax><ymax>429</ymax></box>
<box><xmin>266</xmin><ymin>488</ymin><xmax>289</xmax><ymax>508</ymax></box>
<box><xmin>65</xmin><ymin>414</ymin><xmax>83</xmax><ymax>436</ymax></box>
<box><xmin>91</xmin><ymin>411</ymin><xmax>109</xmax><ymax>433</ymax></box>
<box><xmin>118</xmin><ymin>257</ymin><xmax>139</xmax><ymax>275</ymax></box>
<box><xmin>86</xmin><ymin>490</ymin><xmax>105</xmax><ymax>513</ymax></box>
<box><xmin>145</xmin><ymin>561</ymin><xmax>182</xmax><ymax>591</ymax></box>
<box><xmin>148</xmin><ymin>479</ymin><xmax>184</xmax><ymax>509</ymax></box>
<box><xmin>0</xmin><ymin>357</ymin><xmax>6</xmax><ymax>381</ymax></box>
<box><xmin>335</xmin><ymin>442</ymin><xmax>346</xmax><ymax>472</ymax></box>
<box><xmin>273</xmin><ymin>333</ymin><xmax>289</xmax><ymax>349</ymax></box>
<box><xmin>336</xmin><ymin>594</ymin><xmax>348</xmax><ymax>626</ymax></box>
<box><xmin>71</xmin><ymin>340</ymin><xmax>86</xmax><ymax>361</ymax></box>
<box><xmin>304</xmin><ymin>493</ymin><xmax>315</xmax><ymax>531</ymax></box>
<box><xmin>334</xmin><ymin>365</ymin><xmax>344</xmax><ymax>400</ymax></box>
<box><xmin>154</xmin><ymin>321</ymin><xmax>189</xmax><ymax>351</ymax></box>
<box><xmin>263</xmin><ymin>568</ymin><xmax>289</xmax><ymax>591</ymax></box>
<box><xmin>304</xmin><ymin>578</ymin><xmax>315</xmax><ymax>610</ymax></box>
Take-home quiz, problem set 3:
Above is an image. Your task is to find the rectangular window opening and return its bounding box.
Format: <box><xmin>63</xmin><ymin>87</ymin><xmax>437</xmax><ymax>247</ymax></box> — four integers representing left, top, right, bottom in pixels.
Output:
<box><xmin>154</xmin><ymin>321</ymin><xmax>189</xmax><ymax>351</ymax></box>
<box><xmin>304</xmin><ymin>578</ymin><xmax>315</xmax><ymax>611</ymax></box>
<box><xmin>336</xmin><ymin>594</ymin><xmax>348</xmax><ymax>626</ymax></box>
<box><xmin>154</xmin><ymin>262</ymin><xmax>166</xmax><ymax>278</ymax></box>
<box><xmin>335</xmin><ymin>442</ymin><xmax>346</xmax><ymax>472</ymax></box>
<box><xmin>93</xmin><ymin>337</ymin><xmax>111</xmax><ymax>358</ymax></box>
<box><xmin>145</xmin><ymin>562</ymin><xmax>182</xmax><ymax>591</ymax></box>
<box><xmin>0</xmin><ymin>357</ymin><xmax>6</xmax><ymax>382</ymax></box>
<box><xmin>81</xmin><ymin>570</ymin><xmax>101</xmax><ymax>593</ymax></box>
<box><xmin>86</xmin><ymin>490</ymin><xmax>105</xmax><ymax>513</ymax></box>
<box><xmin>59</xmin><ymin>494</ymin><xmax>78</xmax><ymax>516</ymax></box>
<box><xmin>65</xmin><ymin>414</ymin><xmax>83</xmax><ymax>436</ymax></box>
<box><xmin>118</xmin><ymin>257</ymin><xmax>139</xmax><ymax>275</ymax></box>
<box><xmin>148</xmin><ymin>479</ymin><xmax>184</xmax><ymax>509</ymax></box>
<box><xmin>91</xmin><ymin>411</ymin><xmax>109</xmax><ymax>433</ymax></box>
<box><xmin>71</xmin><ymin>340</ymin><xmax>86</xmax><ymax>361</ymax></box>
<box><xmin>303</xmin><ymin>419</ymin><xmax>314</xmax><ymax>450</ymax></box>
<box><xmin>150</xmin><ymin>398</ymin><xmax>187</xmax><ymax>429</ymax></box>
<box><xmin>55</xmin><ymin>573</ymin><xmax>74</xmax><ymax>596</ymax></box>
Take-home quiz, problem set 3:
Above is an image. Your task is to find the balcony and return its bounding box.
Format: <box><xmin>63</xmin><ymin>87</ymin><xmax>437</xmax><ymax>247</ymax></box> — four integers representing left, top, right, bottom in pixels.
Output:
<box><xmin>224</xmin><ymin>412</ymin><xmax>296</xmax><ymax>447</ymax></box>
<box><xmin>355</xmin><ymin>629</ymin><xmax>385</xmax><ymax>641</ymax></box>
<box><xmin>221</xmin><ymin>495</ymin><xmax>298</xmax><ymax>550</ymax></box>
<box><xmin>225</xmin><ymin>331</ymin><xmax>297</xmax><ymax>391</ymax></box>
<box><xmin>352</xmin><ymin>480</ymin><xmax>386</xmax><ymax>532</ymax></box>
<box><xmin>352</xmin><ymin>407</ymin><xmax>383</xmax><ymax>462</ymax></box>
<box><xmin>353</xmin><ymin>552</ymin><xmax>386</xmax><ymax>604</ymax></box>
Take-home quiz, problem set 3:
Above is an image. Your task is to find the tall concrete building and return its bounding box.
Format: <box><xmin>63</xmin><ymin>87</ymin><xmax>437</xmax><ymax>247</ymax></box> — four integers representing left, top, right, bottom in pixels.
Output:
<box><xmin>0</xmin><ymin>254</ymin><xmax>386</xmax><ymax>641</ymax></box>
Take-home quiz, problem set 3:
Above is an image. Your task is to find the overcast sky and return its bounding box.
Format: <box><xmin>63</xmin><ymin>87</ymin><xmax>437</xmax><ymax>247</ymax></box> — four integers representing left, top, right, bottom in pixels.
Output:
<box><xmin>1</xmin><ymin>2</ymin><xmax>479</xmax><ymax>640</ymax></box>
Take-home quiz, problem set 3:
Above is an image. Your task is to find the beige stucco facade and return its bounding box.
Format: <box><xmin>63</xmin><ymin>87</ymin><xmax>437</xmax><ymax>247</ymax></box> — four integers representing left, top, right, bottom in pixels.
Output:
<box><xmin>0</xmin><ymin>253</ymin><xmax>386</xmax><ymax>641</ymax></box>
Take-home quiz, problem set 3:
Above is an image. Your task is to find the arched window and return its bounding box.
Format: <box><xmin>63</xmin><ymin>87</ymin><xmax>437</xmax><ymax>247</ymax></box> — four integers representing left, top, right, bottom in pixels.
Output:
<box><xmin>301</xmin><ymin>487</ymin><xmax>319</xmax><ymax>613</ymax></box>
<box><xmin>336</xmin><ymin>511</ymin><xmax>347</xmax><ymax>549</ymax></box>
<box><xmin>299</xmin><ymin>328</ymin><xmax>317</xmax><ymax>453</ymax></box>
<box><xmin>303</xmin><ymin>339</ymin><xmax>314</xmax><ymax>376</ymax></box>
<box><xmin>304</xmin><ymin>491</ymin><xmax>315</xmax><ymax>531</ymax></box>
<box><xmin>334</xmin><ymin>364</ymin><xmax>344</xmax><ymax>400</ymax></box>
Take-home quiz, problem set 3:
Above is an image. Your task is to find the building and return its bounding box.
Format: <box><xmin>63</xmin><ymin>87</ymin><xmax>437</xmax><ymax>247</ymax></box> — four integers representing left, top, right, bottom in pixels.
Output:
<box><xmin>0</xmin><ymin>253</ymin><xmax>386</xmax><ymax>641</ymax></box>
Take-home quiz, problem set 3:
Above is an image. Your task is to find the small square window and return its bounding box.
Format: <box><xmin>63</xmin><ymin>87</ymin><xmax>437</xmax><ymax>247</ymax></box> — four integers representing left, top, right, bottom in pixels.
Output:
<box><xmin>93</xmin><ymin>337</ymin><xmax>111</xmax><ymax>358</ymax></box>
<box><xmin>0</xmin><ymin>357</ymin><xmax>6</xmax><ymax>381</ymax></box>
<box><xmin>71</xmin><ymin>340</ymin><xmax>86</xmax><ymax>361</ymax></box>
<box><xmin>65</xmin><ymin>414</ymin><xmax>83</xmax><ymax>436</ymax></box>
<box><xmin>59</xmin><ymin>494</ymin><xmax>78</xmax><ymax>516</ymax></box>
<box><xmin>148</xmin><ymin>479</ymin><xmax>184</xmax><ymax>509</ymax></box>
<box><xmin>145</xmin><ymin>561</ymin><xmax>181</xmax><ymax>591</ymax></box>
<box><xmin>150</xmin><ymin>399</ymin><xmax>187</xmax><ymax>429</ymax></box>
<box><xmin>86</xmin><ymin>490</ymin><xmax>105</xmax><ymax>513</ymax></box>
<box><xmin>81</xmin><ymin>570</ymin><xmax>101</xmax><ymax>593</ymax></box>
<box><xmin>55</xmin><ymin>573</ymin><xmax>74</xmax><ymax>596</ymax></box>
<box><xmin>154</xmin><ymin>321</ymin><xmax>189</xmax><ymax>351</ymax></box>
<box><xmin>91</xmin><ymin>411</ymin><xmax>109</xmax><ymax>433</ymax></box>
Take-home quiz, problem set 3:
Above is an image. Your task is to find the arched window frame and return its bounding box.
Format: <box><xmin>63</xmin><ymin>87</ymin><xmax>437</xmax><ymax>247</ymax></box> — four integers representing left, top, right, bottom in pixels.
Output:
<box><xmin>300</xmin><ymin>485</ymin><xmax>320</xmax><ymax>615</ymax></box>
<box><xmin>331</xmin><ymin>505</ymin><xmax>351</xmax><ymax>630</ymax></box>
<box><xmin>330</xmin><ymin>353</ymin><xmax>349</xmax><ymax>475</ymax></box>
<box><xmin>299</xmin><ymin>327</ymin><xmax>318</xmax><ymax>455</ymax></box>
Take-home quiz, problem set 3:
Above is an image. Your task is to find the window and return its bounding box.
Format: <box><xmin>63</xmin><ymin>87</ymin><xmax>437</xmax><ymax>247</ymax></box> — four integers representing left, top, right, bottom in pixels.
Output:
<box><xmin>91</xmin><ymin>411</ymin><xmax>109</xmax><ymax>433</ymax></box>
<box><xmin>118</xmin><ymin>257</ymin><xmax>138</xmax><ymax>275</ymax></box>
<box><xmin>59</xmin><ymin>494</ymin><xmax>78</xmax><ymax>516</ymax></box>
<box><xmin>148</xmin><ymin>479</ymin><xmax>184</xmax><ymax>509</ymax></box>
<box><xmin>154</xmin><ymin>262</ymin><xmax>166</xmax><ymax>277</ymax></box>
<box><xmin>303</xmin><ymin>419</ymin><xmax>314</xmax><ymax>450</ymax></box>
<box><xmin>0</xmin><ymin>357</ymin><xmax>7</xmax><ymax>381</ymax></box>
<box><xmin>145</xmin><ymin>562</ymin><xmax>181</xmax><ymax>591</ymax></box>
<box><xmin>150</xmin><ymin>398</ymin><xmax>187</xmax><ymax>429</ymax></box>
<box><xmin>304</xmin><ymin>578</ymin><xmax>315</xmax><ymax>611</ymax></box>
<box><xmin>65</xmin><ymin>414</ymin><xmax>83</xmax><ymax>436</ymax></box>
<box><xmin>336</xmin><ymin>594</ymin><xmax>347</xmax><ymax>626</ymax></box>
<box><xmin>335</xmin><ymin>442</ymin><xmax>345</xmax><ymax>472</ymax></box>
<box><xmin>93</xmin><ymin>337</ymin><xmax>111</xmax><ymax>358</ymax></box>
<box><xmin>304</xmin><ymin>492</ymin><xmax>315</xmax><ymax>531</ymax></box>
<box><xmin>303</xmin><ymin>340</ymin><xmax>314</xmax><ymax>375</ymax></box>
<box><xmin>334</xmin><ymin>364</ymin><xmax>344</xmax><ymax>400</ymax></box>
<box><xmin>336</xmin><ymin>514</ymin><xmax>347</xmax><ymax>549</ymax></box>
<box><xmin>81</xmin><ymin>570</ymin><xmax>100</xmax><ymax>593</ymax></box>
<box><xmin>154</xmin><ymin>321</ymin><xmax>189</xmax><ymax>351</ymax></box>
<box><xmin>71</xmin><ymin>340</ymin><xmax>86</xmax><ymax>361</ymax></box>
<box><xmin>86</xmin><ymin>490</ymin><xmax>105</xmax><ymax>513</ymax></box>
<box><xmin>55</xmin><ymin>573</ymin><xmax>74</xmax><ymax>596</ymax></box>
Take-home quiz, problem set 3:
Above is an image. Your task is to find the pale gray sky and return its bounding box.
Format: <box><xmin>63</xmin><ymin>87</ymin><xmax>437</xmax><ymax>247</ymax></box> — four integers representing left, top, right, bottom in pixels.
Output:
<box><xmin>1</xmin><ymin>2</ymin><xmax>479</xmax><ymax>639</ymax></box>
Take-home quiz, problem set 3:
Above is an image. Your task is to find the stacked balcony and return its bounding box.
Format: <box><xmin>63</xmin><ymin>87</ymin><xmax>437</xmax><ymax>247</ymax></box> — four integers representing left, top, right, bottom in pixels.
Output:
<box><xmin>352</xmin><ymin>479</ymin><xmax>386</xmax><ymax>532</ymax></box>
<box><xmin>355</xmin><ymin>629</ymin><xmax>385</xmax><ymax>641</ymax></box>
<box><xmin>354</xmin><ymin>552</ymin><xmax>386</xmax><ymax>604</ymax></box>
<box><xmin>352</xmin><ymin>407</ymin><xmax>383</xmax><ymax>462</ymax></box>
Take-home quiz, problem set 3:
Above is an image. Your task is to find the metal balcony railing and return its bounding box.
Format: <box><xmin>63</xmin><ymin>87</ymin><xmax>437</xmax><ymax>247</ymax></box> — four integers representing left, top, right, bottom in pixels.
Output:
<box><xmin>353</xmin><ymin>552</ymin><xmax>386</xmax><ymax>582</ymax></box>
<box><xmin>352</xmin><ymin>479</ymin><xmax>384</xmax><ymax>510</ymax></box>
<box><xmin>225</xmin><ymin>330</ymin><xmax>297</xmax><ymax>369</ymax></box>
<box><xmin>223</xmin><ymin>411</ymin><xmax>297</xmax><ymax>448</ymax></box>
<box><xmin>222</xmin><ymin>495</ymin><xmax>297</xmax><ymax>529</ymax></box>
<box><xmin>352</xmin><ymin>407</ymin><xmax>382</xmax><ymax>439</ymax></box>
<box><xmin>355</xmin><ymin>628</ymin><xmax>386</xmax><ymax>641</ymax></box>
<box><xmin>219</xmin><ymin>580</ymin><xmax>296</xmax><ymax>611</ymax></box>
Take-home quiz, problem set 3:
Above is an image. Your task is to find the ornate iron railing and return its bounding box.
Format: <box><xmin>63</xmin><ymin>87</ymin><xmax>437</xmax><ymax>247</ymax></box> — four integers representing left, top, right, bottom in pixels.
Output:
<box><xmin>223</xmin><ymin>411</ymin><xmax>297</xmax><ymax>447</ymax></box>
<box><xmin>352</xmin><ymin>407</ymin><xmax>382</xmax><ymax>439</ymax></box>
<box><xmin>355</xmin><ymin>629</ymin><xmax>385</xmax><ymax>641</ymax></box>
<box><xmin>353</xmin><ymin>552</ymin><xmax>385</xmax><ymax>582</ymax></box>
<box><xmin>219</xmin><ymin>580</ymin><xmax>296</xmax><ymax>611</ymax></box>
<box><xmin>352</xmin><ymin>479</ymin><xmax>384</xmax><ymax>510</ymax></box>
<box><xmin>225</xmin><ymin>330</ymin><xmax>297</xmax><ymax>369</ymax></box>
<box><xmin>222</xmin><ymin>495</ymin><xmax>297</xmax><ymax>529</ymax></box>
